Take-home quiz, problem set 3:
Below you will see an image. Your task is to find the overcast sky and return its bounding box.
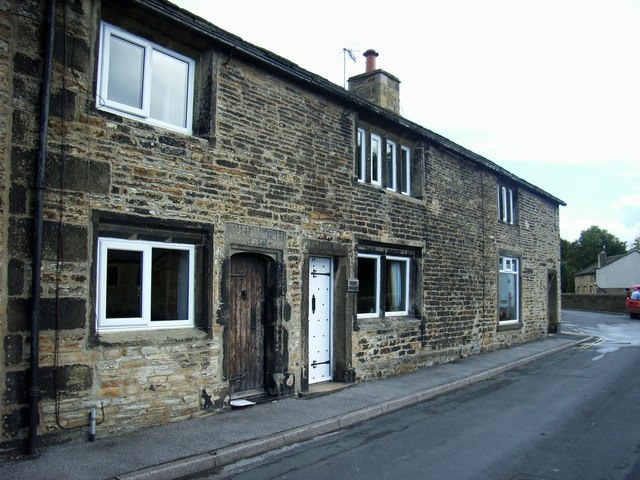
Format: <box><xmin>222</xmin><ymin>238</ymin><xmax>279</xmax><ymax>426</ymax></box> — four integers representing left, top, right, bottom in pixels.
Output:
<box><xmin>172</xmin><ymin>0</ymin><xmax>640</xmax><ymax>248</ymax></box>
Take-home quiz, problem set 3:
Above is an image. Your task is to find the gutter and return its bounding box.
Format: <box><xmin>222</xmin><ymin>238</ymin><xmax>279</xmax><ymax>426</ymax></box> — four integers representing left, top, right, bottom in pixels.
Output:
<box><xmin>28</xmin><ymin>0</ymin><xmax>56</xmax><ymax>456</ymax></box>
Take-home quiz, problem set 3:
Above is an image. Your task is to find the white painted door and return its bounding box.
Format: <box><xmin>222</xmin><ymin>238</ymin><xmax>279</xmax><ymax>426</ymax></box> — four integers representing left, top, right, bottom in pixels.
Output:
<box><xmin>308</xmin><ymin>256</ymin><xmax>332</xmax><ymax>384</ymax></box>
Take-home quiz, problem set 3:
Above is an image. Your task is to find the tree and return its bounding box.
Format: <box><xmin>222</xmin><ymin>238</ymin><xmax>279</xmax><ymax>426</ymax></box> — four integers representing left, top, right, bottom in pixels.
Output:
<box><xmin>560</xmin><ymin>239</ymin><xmax>577</xmax><ymax>293</ymax></box>
<box><xmin>633</xmin><ymin>235</ymin><xmax>640</xmax><ymax>251</ymax></box>
<box><xmin>561</xmin><ymin>226</ymin><xmax>627</xmax><ymax>293</ymax></box>
<box><xmin>571</xmin><ymin>226</ymin><xmax>627</xmax><ymax>271</ymax></box>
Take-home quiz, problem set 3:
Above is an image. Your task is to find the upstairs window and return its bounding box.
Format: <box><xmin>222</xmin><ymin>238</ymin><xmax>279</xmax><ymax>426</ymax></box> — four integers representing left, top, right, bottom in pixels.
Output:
<box><xmin>400</xmin><ymin>146</ymin><xmax>411</xmax><ymax>195</ymax></box>
<box><xmin>357</xmin><ymin>128</ymin><xmax>366</xmax><ymax>182</ymax></box>
<box><xmin>356</xmin><ymin>127</ymin><xmax>413</xmax><ymax>196</ymax></box>
<box><xmin>97</xmin><ymin>22</ymin><xmax>195</xmax><ymax>133</ymax></box>
<box><xmin>385</xmin><ymin>140</ymin><xmax>397</xmax><ymax>191</ymax></box>
<box><xmin>498</xmin><ymin>184</ymin><xmax>517</xmax><ymax>224</ymax></box>
<box><xmin>370</xmin><ymin>134</ymin><xmax>382</xmax><ymax>186</ymax></box>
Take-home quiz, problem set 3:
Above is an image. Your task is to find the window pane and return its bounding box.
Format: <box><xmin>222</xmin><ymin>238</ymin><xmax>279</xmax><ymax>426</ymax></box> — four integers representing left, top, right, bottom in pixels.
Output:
<box><xmin>507</xmin><ymin>188</ymin><xmax>514</xmax><ymax>224</ymax></box>
<box><xmin>499</xmin><ymin>272</ymin><xmax>518</xmax><ymax>321</ymax></box>
<box><xmin>385</xmin><ymin>142</ymin><xmax>396</xmax><ymax>190</ymax></box>
<box><xmin>357</xmin><ymin>129</ymin><xmax>364</xmax><ymax>181</ymax></box>
<box><xmin>151</xmin><ymin>248</ymin><xmax>190</xmax><ymax>321</ymax></box>
<box><xmin>106</xmin><ymin>249</ymin><xmax>142</xmax><ymax>318</ymax></box>
<box><xmin>107</xmin><ymin>35</ymin><xmax>144</xmax><ymax>108</ymax></box>
<box><xmin>357</xmin><ymin>257</ymin><xmax>378</xmax><ymax>314</ymax></box>
<box><xmin>400</xmin><ymin>148</ymin><xmax>410</xmax><ymax>194</ymax></box>
<box><xmin>150</xmin><ymin>50</ymin><xmax>189</xmax><ymax>127</ymax></box>
<box><xmin>386</xmin><ymin>259</ymin><xmax>407</xmax><ymax>312</ymax></box>
<box><xmin>371</xmin><ymin>136</ymin><xmax>380</xmax><ymax>183</ymax></box>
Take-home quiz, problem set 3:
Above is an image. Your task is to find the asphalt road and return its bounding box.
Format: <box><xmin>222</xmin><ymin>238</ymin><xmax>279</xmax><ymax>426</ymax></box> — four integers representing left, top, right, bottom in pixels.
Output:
<box><xmin>195</xmin><ymin>310</ymin><xmax>640</xmax><ymax>480</ymax></box>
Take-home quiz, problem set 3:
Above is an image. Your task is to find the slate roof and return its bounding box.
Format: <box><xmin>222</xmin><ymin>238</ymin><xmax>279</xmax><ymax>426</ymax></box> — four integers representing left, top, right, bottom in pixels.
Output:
<box><xmin>575</xmin><ymin>252</ymin><xmax>632</xmax><ymax>276</ymax></box>
<box><xmin>138</xmin><ymin>0</ymin><xmax>566</xmax><ymax>207</ymax></box>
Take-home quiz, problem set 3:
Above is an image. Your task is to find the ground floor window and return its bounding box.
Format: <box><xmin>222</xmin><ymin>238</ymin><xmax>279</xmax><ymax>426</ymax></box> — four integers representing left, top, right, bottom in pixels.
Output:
<box><xmin>97</xmin><ymin>238</ymin><xmax>195</xmax><ymax>331</ymax></box>
<box><xmin>498</xmin><ymin>256</ymin><xmax>520</xmax><ymax>324</ymax></box>
<box><xmin>357</xmin><ymin>253</ymin><xmax>410</xmax><ymax>318</ymax></box>
<box><xmin>93</xmin><ymin>214</ymin><xmax>212</xmax><ymax>333</ymax></box>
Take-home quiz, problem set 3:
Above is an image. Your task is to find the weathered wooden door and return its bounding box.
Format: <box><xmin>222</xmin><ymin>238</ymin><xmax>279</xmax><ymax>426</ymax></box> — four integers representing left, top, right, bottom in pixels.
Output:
<box><xmin>229</xmin><ymin>253</ymin><xmax>268</xmax><ymax>394</ymax></box>
<box><xmin>308</xmin><ymin>256</ymin><xmax>333</xmax><ymax>384</ymax></box>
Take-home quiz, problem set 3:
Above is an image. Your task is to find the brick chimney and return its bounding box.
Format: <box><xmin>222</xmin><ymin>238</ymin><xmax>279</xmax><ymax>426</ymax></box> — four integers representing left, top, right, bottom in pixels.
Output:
<box><xmin>348</xmin><ymin>49</ymin><xmax>401</xmax><ymax>115</ymax></box>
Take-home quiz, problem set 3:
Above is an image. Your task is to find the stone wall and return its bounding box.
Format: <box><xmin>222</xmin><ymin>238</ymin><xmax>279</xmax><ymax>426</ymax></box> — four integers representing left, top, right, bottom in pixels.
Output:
<box><xmin>561</xmin><ymin>294</ymin><xmax>627</xmax><ymax>314</ymax></box>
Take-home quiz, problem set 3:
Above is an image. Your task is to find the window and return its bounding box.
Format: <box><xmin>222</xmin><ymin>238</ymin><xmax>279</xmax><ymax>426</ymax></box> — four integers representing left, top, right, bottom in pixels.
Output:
<box><xmin>97</xmin><ymin>22</ymin><xmax>195</xmax><ymax>133</ymax></box>
<box><xmin>357</xmin><ymin>253</ymin><xmax>410</xmax><ymax>318</ymax></box>
<box><xmin>385</xmin><ymin>256</ymin><xmax>409</xmax><ymax>315</ymax></box>
<box><xmin>357</xmin><ymin>254</ymin><xmax>380</xmax><ymax>317</ymax></box>
<box><xmin>400</xmin><ymin>146</ymin><xmax>411</xmax><ymax>195</ymax></box>
<box><xmin>370</xmin><ymin>134</ymin><xmax>382</xmax><ymax>186</ymax></box>
<box><xmin>97</xmin><ymin>238</ymin><xmax>195</xmax><ymax>331</ymax></box>
<box><xmin>357</xmin><ymin>128</ymin><xmax>366</xmax><ymax>182</ymax></box>
<box><xmin>385</xmin><ymin>140</ymin><xmax>396</xmax><ymax>191</ymax></box>
<box><xmin>498</xmin><ymin>185</ymin><xmax>516</xmax><ymax>224</ymax></box>
<box><xmin>498</xmin><ymin>256</ymin><xmax>519</xmax><ymax>324</ymax></box>
<box><xmin>356</xmin><ymin>127</ymin><xmax>414</xmax><ymax>195</ymax></box>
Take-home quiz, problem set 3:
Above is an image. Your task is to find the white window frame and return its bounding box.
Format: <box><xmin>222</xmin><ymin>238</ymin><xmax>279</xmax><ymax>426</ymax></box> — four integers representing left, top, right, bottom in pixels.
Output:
<box><xmin>498</xmin><ymin>256</ymin><xmax>520</xmax><ymax>324</ymax></box>
<box><xmin>499</xmin><ymin>185</ymin><xmax>515</xmax><ymax>224</ymax></box>
<box><xmin>370</xmin><ymin>134</ymin><xmax>382</xmax><ymax>187</ymax></box>
<box><xmin>385</xmin><ymin>140</ymin><xmax>397</xmax><ymax>192</ymax></box>
<box><xmin>97</xmin><ymin>22</ymin><xmax>195</xmax><ymax>134</ymax></box>
<box><xmin>400</xmin><ymin>146</ymin><xmax>411</xmax><ymax>195</ymax></box>
<box><xmin>385</xmin><ymin>256</ymin><xmax>410</xmax><ymax>316</ymax></box>
<box><xmin>96</xmin><ymin>237</ymin><xmax>195</xmax><ymax>332</ymax></box>
<box><xmin>357</xmin><ymin>253</ymin><xmax>411</xmax><ymax>318</ymax></box>
<box><xmin>357</xmin><ymin>128</ymin><xmax>366</xmax><ymax>182</ymax></box>
<box><xmin>357</xmin><ymin>253</ymin><xmax>381</xmax><ymax>318</ymax></box>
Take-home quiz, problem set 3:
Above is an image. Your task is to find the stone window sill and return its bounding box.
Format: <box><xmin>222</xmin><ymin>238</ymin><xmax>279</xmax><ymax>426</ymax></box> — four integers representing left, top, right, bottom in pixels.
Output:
<box><xmin>497</xmin><ymin>322</ymin><xmax>523</xmax><ymax>332</ymax></box>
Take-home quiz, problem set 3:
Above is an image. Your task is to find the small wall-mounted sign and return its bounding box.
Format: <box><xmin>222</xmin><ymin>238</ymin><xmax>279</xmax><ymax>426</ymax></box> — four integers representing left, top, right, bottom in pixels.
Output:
<box><xmin>347</xmin><ymin>279</ymin><xmax>359</xmax><ymax>292</ymax></box>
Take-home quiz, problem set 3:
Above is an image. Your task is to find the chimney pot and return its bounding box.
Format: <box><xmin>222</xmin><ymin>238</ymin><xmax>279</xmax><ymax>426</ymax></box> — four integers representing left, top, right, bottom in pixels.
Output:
<box><xmin>363</xmin><ymin>49</ymin><xmax>379</xmax><ymax>72</ymax></box>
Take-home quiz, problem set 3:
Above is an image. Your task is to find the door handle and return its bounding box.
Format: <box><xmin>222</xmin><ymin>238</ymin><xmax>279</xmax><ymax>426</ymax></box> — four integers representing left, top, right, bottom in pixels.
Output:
<box><xmin>312</xmin><ymin>294</ymin><xmax>316</xmax><ymax>315</ymax></box>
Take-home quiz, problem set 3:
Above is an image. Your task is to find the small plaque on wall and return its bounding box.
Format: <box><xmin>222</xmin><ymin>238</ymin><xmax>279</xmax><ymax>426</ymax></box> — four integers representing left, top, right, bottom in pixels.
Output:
<box><xmin>347</xmin><ymin>279</ymin><xmax>359</xmax><ymax>292</ymax></box>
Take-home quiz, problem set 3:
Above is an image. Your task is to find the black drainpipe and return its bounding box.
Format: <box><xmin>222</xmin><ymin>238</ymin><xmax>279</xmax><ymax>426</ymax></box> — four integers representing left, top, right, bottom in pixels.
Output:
<box><xmin>28</xmin><ymin>0</ymin><xmax>56</xmax><ymax>456</ymax></box>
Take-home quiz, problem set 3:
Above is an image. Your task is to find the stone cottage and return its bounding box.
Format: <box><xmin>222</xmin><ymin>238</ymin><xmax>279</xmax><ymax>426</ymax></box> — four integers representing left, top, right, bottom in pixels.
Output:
<box><xmin>574</xmin><ymin>248</ymin><xmax>640</xmax><ymax>293</ymax></box>
<box><xmin>0</xmin><ymin>0</ymin><xmax>565</xmax><ymax>455</ymax></box>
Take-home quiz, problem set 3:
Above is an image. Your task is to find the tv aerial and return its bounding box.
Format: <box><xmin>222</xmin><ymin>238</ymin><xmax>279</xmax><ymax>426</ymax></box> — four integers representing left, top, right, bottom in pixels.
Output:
<box><xmin>342</xmin><ymin>47</ymin><xmax>358</xmax><ymax>88</ymax></box>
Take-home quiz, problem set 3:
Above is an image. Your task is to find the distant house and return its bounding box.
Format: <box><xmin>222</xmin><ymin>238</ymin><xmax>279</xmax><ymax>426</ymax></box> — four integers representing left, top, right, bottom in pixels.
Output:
<box><xmin>0</xmin><ymin>0</ymin><xmax>565</xmax><ymax>455</ymax></box>
<box><xmin>574</xmin><ymin>249</ymin><xmax>640</xmax><ymax>293</ymax></box>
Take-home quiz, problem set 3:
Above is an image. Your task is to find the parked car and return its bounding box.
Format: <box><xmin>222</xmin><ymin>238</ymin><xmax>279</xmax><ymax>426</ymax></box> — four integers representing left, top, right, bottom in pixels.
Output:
<box><xmin>626</xmin><ymin>285</ymin><xmax>640</xmax><ymax>319</ymax></box>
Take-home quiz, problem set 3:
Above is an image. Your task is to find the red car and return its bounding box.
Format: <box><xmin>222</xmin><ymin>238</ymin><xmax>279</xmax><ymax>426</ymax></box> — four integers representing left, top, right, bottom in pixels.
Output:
<box><xmin>627</xmin><ymin>285</ymin><xmax>640</xmax><ymax>319</ymax></box>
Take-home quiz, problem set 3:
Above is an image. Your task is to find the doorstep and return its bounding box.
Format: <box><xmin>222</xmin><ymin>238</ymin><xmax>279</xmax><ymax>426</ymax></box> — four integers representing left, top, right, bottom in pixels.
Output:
<box><xmin>230</xmin><ymin>388</ymin><xmax>273</xmax><ymax>405</ymax></box>
<box><xmin>299</xmin><ymin>381</ymin><xmax>353</xmax><ymax>399</ymax></box>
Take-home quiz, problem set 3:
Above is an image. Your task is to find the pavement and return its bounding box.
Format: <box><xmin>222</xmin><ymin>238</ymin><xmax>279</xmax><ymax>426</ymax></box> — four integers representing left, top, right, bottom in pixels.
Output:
<box><xmin>0</xmin><ymin>332</ymin><xmax>592</xmax><ymax>480</ymax></box>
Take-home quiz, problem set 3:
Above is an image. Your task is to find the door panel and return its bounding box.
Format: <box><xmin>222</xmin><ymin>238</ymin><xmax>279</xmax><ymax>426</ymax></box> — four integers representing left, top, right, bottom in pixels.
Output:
<box><xmin>308</xmin><ymin>257</ymin><xmax>333</xmax><ymax>384</ymax></box>
<box><xmin>229</xmin><ymin>253</ymin><xmax>267</xmax><ymax>393</ymax></box>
